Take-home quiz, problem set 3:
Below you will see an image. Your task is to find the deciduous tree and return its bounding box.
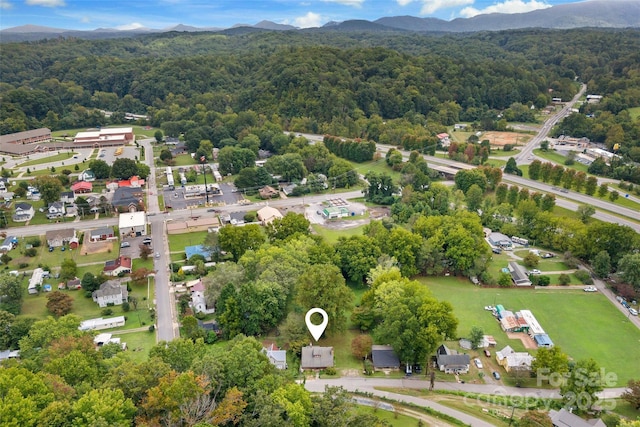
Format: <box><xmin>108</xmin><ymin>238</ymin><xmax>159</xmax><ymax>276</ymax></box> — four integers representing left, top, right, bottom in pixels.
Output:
<box><xmin>46</xmin><ymin>291</ymin><xmax>73</xmax><ymax>317</ymax></box>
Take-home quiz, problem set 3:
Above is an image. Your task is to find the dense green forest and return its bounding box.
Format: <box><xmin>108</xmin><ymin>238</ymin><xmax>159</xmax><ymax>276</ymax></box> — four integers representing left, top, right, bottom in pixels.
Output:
<box><xmin>2</xmin><ymin>29</ymin><xmax>640</xmax><ymax>159</ymax></box>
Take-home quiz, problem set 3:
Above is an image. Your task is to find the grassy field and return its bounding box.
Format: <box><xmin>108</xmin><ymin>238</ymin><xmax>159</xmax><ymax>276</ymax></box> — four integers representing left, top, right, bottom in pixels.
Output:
<box><xmin>484</xmin><ymin>159</ymin><xmax>507</xmax><ymax>168</ymax></box>
<box><xmin>348</xmin><ymin>158</ymin><xmax>402</xmax><ymax>184</ymax></box>
<box><xmin>421</xmin><ymin>278</ymin><xmax>640</xmax><ymax>386</ymax></box>
<box><xmin>168</xmin><ymin>231</ymin><xmax>209</xmax><ymax>252</ymax></box>
<box><xmin>311</xmin><ymin>223</ymin><xmax>366</xmax><ymax>245</ymax></box>
<box><xmin>532</xmin><ymin>149</ymin><xmax>589</xmax><ymax>173</ymax></box>
<box><xmin>628</xmin><ymin>106</ymin><xmax>640</xmax><ymax>120</ymax></box>
<box><xmin>118</xmin><ymin>330</ymin><xmax>157</xmax><ymax>363</ymax></box>
<box><xmin>18</xmin><ymin>152</ymin><xmax>79</xmax><ymax>167</ymax></box>
<box><xmin>173</xmin><ymin>154</ymin><xmax>197</xmax><ymax>166</ymax></box>
<box><xmin>354</xmin><ymin>405</ymin><xmax>425</xmax><ymax>427</ymax></box>
<box><xmin>489</xmin><ymin>149</ymin><xmax>520</xmax><ymax>157</ymax></box>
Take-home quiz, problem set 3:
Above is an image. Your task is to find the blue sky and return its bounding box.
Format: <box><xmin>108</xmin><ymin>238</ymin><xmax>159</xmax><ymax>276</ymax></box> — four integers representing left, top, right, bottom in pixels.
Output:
<box><xmin>0</xmin><ymin>0</ymin><xmax>586</xmax><ymax>30</ymax></box>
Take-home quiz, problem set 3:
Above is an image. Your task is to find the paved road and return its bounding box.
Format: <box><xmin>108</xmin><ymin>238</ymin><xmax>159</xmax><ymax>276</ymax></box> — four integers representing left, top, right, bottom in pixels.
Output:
<box><xmin>514</xmin><ymin>84</ymin><xmax>587</xmax><ymax>165</ymax></box>
<box><xmin>140</xmin><ymin>138</ymin><xmax>179</xmax><ymax>342</ymax></box>
<box><xmin>304</xmin><ymin>377</ymin><xmax>627</xmax><ymax>427</ymax></box>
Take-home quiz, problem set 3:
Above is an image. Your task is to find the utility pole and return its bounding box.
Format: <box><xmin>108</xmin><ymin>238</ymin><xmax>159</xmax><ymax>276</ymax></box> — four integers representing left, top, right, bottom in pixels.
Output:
<box><xmin>200</xmin><ymin>156</ymin><xmax>209</xmax><ymax>205</ymax></box>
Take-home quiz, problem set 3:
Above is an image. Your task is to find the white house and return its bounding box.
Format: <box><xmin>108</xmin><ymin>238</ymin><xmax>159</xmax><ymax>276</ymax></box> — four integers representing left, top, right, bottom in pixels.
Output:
<box><xmin>262</xmin><ymin>343</ymin><xmax>287</xmax><ymax>370</ymax></box>
<box><xmin>188</xmin><ymin>279</ymin><xmax>215</xmax><ymax>315</ymax></box>
<box><xmin>79</xmin><ymin>316</ymin><xmax>126</xmax><ymax>331</ymax></box>
<box><xmin>495</xmin><ymin>345</ymin><xmax>534</xmax><ymax>372</ymax></box>
<box><xmin>79</xmin><ymin>169</ymin><xmax>96</xmax><ymax>182</ymax></box>
<box><xmin>13</xmin><ymin>202</ymin><xmax>34</xmax><ymax>222</ymax></box>
<box><xmin>60</xmin><ymin>191</ymin><xmax>75</xmax><ymax>204</ymax></box>
<box><xmin>92</xmin><ymin>280</ymin><xmax>128</xmax><ymax>307</ymax></box>
<box><xmin>118</xmin><ymin>212</ymin><xmax>147</xmax><ymax>237</ymax></box>
<box><xmin>46</xmin><ymin>201</ymin><xmax>66</xmax><ymax>219</ymax></box>
<box><xmin>28</xmin><ymin>267</ymin><xmax>44</xmax><ymax>295</ymax></box>
<box><xmin>45</xmin><ymin>228</ymin><xmax>76</xmax><ymax>248</ymax></box>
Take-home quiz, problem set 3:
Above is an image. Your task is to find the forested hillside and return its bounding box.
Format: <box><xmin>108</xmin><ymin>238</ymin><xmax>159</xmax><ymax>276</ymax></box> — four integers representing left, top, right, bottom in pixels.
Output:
<box><xmin>2</xmin><ymin>29</ymin><xmax>639</xmax><ymax>154</ymax></box>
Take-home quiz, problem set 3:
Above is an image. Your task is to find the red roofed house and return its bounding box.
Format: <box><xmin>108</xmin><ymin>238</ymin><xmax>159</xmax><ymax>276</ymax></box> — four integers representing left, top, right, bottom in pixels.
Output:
<box><xmin>103</xmin><ymin>256</ymin><xmax>132</xmax><ymax>277</ymax></box>
<box><xmin>71</xmin><ymin>181</ymin><xmax>93</xmax><ymax>194</ymax></box>
<box><xmin>437</xmin><ymin>133</ymin><xmax>451</xmax><ymax>147</ymax></box>
<box><xmin>189</xmin><ymin>279</ymin><xmax>215</xmax><ymax>315</ymax></box>
<box><xmin>118</xmin><ymin>176</ymin><xmax>145</xmax><ymax>188</ymax></box>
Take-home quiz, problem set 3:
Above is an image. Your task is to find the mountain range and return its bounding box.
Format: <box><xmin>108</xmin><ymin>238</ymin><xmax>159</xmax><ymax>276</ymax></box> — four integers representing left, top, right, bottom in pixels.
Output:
<box><xmin>1</xmin><ymin>0</ymin><xmax>638</xmax><ymax>42</ymax></box>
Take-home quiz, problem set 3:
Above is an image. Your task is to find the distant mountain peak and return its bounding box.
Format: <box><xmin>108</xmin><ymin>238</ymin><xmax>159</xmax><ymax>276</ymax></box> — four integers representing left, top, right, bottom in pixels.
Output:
<box><xmin>254</xmin><ymin>20</ymin><xmax>296</xmax><ymax>31</ymax></box>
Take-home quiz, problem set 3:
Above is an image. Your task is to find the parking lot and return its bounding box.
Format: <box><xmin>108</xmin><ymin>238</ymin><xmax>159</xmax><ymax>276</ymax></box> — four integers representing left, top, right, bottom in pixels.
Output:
<box><xmin>100</xmin><ymin>145</ymin><xmax>140</xmax><ymax>164</ymax></box>
<box><xmin>119</xmin><ymin>235</ymin><xmax>153</xmax><ymax>258</ymax></box>
<box><xmin>162</xmin><ymin>182</ymin><xmax>245</xmax><ymax>210</ymax></box>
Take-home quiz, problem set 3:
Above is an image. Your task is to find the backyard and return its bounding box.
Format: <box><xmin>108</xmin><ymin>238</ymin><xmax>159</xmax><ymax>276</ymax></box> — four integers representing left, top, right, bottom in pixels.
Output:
<box><xmin>421</xmin><ymin>277</ymin><xmax>640</xmax><ymax>386</ymax></box>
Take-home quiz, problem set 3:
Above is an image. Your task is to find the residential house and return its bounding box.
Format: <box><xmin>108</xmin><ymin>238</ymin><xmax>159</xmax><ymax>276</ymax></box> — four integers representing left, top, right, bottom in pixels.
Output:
<box><xmin>118</xmin><ymin>175</ymin><xmax>145</xmax><ymax>188</ymax></box>
<box><xmin>263</xmin><ymin>343</ymin><xmax>287</xmax><ymax>370</ymax></box>
<box><xmin>437</xmin><ymin>133</ymin><xmax>451</xmax><ymax>147</ymax></box>
<box><xmin>71</xmin><ymin>181</ymin><xmax>93</xmax><ymax>194</ymax></box>
<box><xmin>28</xmin><ymin>268</ymin><xmax>44</xmax><ymax>294</ymax></box>
<box><xmin>45</xmin><ymin>228</ymin><xmax>75</xmax><ymax>247</ymax></box>
<box><xmin>118</xmin><ymin>212</ymin><xmax>147</xmax><ymax>237</ymax></box>
<box><xmin>92</xmin><ymin>280</ymin><xmax>128</xmax><ymax>307</ymax></box>
<box><xmin>90</xmin><ymin>226</ymin><xmax>116</xmax><ymax>242</ymax></box>
<box><xmin>371</xmin><ymin>345</ymin><xmax>400</xmax><ymax>371</ymax></box>
<box><xmin>436</xmin><ymin>344</ymin><xmax>470</xmax><ymax>374</ymax></box>
<box><xmin>66</xmin><ymin>278</ymin><xmax>82</xmax><ymax>290</ymax></box>
<box><xmin>508</xmin><ymin>262</ymin><xmax>532</xmax><ymax>287</ymax></box>
<box><xmin>259</xmin><ymin>185</ymin><xmax>279</xmax><ymax>199</ymax></box>
<box><xmin>257</xmin><ymin>205</ymin><xmax>283</xmax><ymax>225</ymax></box>
<box><xmin>13</xmin><ymin>202</ymin><xmax>34</xmax><ymax>222</ymax></box>
<box><xmin>189</xmin><ymin>280</ymin><xmax>215</xmax><ymax>315</ymax></box>
<box><xmin>0</xmin><ymin>236</ymin><xmax>18</xmax><ymax>252</ymax></box>
<box><xmin>488</xmin><ymin>232</ymin><xmax>512</xmax><ymax>249</ymax></box>
<box><xmin>93</xmin><ymin>333</ymin><xmax>126</xmax><ymax>350</ymax></box>
<box><xmin>301</xmin><ymin>346</ymin><xmax>334</xmax><ymax>371</ymax></box>
<box><xmin>495</xmin><ymin>345</ymin><xmax>534</xmax><ymax>372</ymax></box>
<box><xmin>112</xmin><ymin>187</ymin><xmax>144</xmax><ymax>212</ymax></box>
<box><xmin>46</xmin><ymin>201</ymin><xmax>66</xmax><ymax>219</ymax></box>
<box><xmin>79</xmin><ymin>316</ymin><xmax>126</xmax><ymax>331</ymax></box>
<box><xmin>103</xmin><ymin>256</ymin><xmax>132</xmax><ymax>277</ymax></box>
<box><xmin>78</xmin><ymin>169</ymin><xmax>96</xmax><ymax>182</ymax></box>
<box><xmin>26</xmin><ymin>187</ymin><xmax>41</xmax><ymax>201</ymax></box>
<box><xmin>549</xmin><ymin>408</ymin><xmax>606</xmax><ymax>427</ymax></box>
<box><xmin>282</xmin><ymin>183</ymin><xmax>298</xmax><ymax>196</ymax></box>
<box><xmin>60</xmin><ymin>191</ymin><xmax>75</xmax><ymax>204</ymax></box>
<box><xmin>454</xmin><ymin>124</ymin><xmax>468</xmax><ymax>130</ymax></box>
<box><xmin>0</xmin><ymin>350</ymin><xmax>20</xmax><ymax>361</ymax></box>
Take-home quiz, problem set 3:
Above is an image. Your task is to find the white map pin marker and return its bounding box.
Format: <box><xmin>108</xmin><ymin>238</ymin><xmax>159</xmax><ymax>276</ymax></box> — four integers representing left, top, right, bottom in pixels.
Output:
<box><xmin>305</xmin><ymin>308</ymin><xmax>328</xmax><ymax>342</ymax></box>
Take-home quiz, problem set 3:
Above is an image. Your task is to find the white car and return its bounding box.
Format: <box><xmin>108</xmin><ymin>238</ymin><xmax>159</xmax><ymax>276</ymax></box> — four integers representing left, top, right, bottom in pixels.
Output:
<box><xmin>529</xmin><ymin>269</ymin><xmax>541</xmax><ymax>275</ymax></box>
<box><xmin>629</xmin><ymin>308</ymin><xmax>638</xmax><ymax>316</ymax></box>
<box><xmin>474</xmin><ymin>358</ymin><xmax>483</xmax><ymax>369</ymax></box>
<box><xmin>583</xmin><ymin>286</ymin><xmax>597</xmax><ymax>292</ymax></box>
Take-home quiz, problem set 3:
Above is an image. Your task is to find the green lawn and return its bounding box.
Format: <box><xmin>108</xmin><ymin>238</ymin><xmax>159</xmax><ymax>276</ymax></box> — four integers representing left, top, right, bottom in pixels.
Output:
<box><xmin>489</xmin><ymin>149</ymin><xmax>520</xmax><ymax>157</ymax></box>
<box><xmin>20</xmin><ymin>288</ymin><xmax>103</xmax><ymax>321</ymax></box>
<box><xmin>533</xmin><ymin>149</ymin><xmax>589</xmax><ymax>173</ymax></box>
<box><xmin>168</xmin><ymin>231</ymin><xmax>209</xmax><ymax>252</ymax></box>
<box><xmin>17</xmin><ymin>152</ymin><xmax>78</xmax><ymax>167</ymax></box>
<box><xmin>347</xmin><ymin>158</ymin><xmax>402</xmax><ymax>184</ymax></box>
<box><xmin>311</xmin><ymin>223</ymin><xmax>366</xmax><ymax>245</ymax></box>
<box><xmin>421</xmin><ymin>278</ymin><xmax>640</xmax><ymax>386</ymax></box>
<box><xmin>354</xmin><ymin>405</ymin><xmax>424</xmax><ymax>427</ymax></box>
<box><xmin>484</xmin><ymin>159</ymin><xmax>507</xmax><ymax>168</ymax></box>
<box><xmin>119</xmin><ymin>330</ymin><xmax>158</xmax><ymax>363</ymax></box>
<box><xmin>174</xmin><ymin>154</ymin><xmax>197</xmax><ymax>166</ymax></box>
<box><xmin>628</xmin><ymin>106</ymin><xmax>640</xmax><ymax>120</ymax></box>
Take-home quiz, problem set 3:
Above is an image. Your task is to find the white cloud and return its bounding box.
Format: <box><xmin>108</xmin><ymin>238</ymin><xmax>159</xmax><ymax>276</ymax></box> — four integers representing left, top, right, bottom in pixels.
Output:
<box><xmin>322</xmin><ymin>0</ymin><xmax>364</xmax><ymax>7</ymax></box>
<box><xmin>25</xmin><ymin>0</ymin><xmax>66</xmax><ymax>6</ymax></box>
<box><xmin>422</xmin><ymin>0</ymin><xmax>474</xmax><ymax>15</ymax></box>
<box><xmin>116</xmin><ymin>22</ymin><xmax>146</xmax><ymax>30</ymax></box>
<box><xmin>460</xmin><ymin>0</ymin><xmax>551</xmax><ymax>18</ymax></box>
<box><xmin>0</xmin><ymin>0</ymin><xmax>13</xmax><ymax>10</ymax></box>
<box><xmin>293</xmin><ymin>12</ymin><xmax>323</xmax><ymax>28</ymax></box>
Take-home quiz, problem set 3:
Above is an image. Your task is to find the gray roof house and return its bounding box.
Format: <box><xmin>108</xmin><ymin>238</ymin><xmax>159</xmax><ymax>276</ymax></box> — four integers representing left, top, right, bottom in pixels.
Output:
<box><xmin>45</xmin><ymin>228</ymin><xmax>75</xmax><ymax>247</ymax></box>
<box><xmin>262</xmin><ymin>343</ymin><xmax>287</xmax><ymax>370</ymax></box>
<box><xmin>46</xmin><ymin>201</ymin><xmax>66</xmax><ymax>219</ymax></box>
<box><xmin>13</xmin><ymin>202</ymin><xmax>34</xmax><ymax>222</ymax></box>
<box><xmin>549</xmin><ymin>408</ymin><xmax>606</xmax><ymax>427</ymax></box>
<box><xmin>111</xmin><ymin>187</ymin><xmax>144</xmax><ymax>212</ymax></box>
<box><xmin>60</xmin><ymin>191</ymin><xmax>75</xmax><ymax>204</ymax></box>
<box><xmin>508</xmin><ymin>261</ymin><xmax>532</xmax><ymax>286</ymax></box>
<box><xmin>301</xmin><ymin>346</ymin><xmax>334</xmax><ymax>370</ymax></box>
<box><xmin>436</xmin><ymin>344</ymin><xmax>470</xmax><ymax>374</ymax></box>
<box><xmin>92</xmin><ymin>280</ymin><xmax>128</xmax><ymax>307</ymax></box>
<box><xmin>371</xmin><ymin>345</ymin><xmax>400</xmax><ymax>371</ymax></box>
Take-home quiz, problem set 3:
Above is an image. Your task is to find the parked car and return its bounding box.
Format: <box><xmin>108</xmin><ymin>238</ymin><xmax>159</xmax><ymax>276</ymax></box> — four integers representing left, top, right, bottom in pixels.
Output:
<box><xmin>48</xmin><ymin>246</ymin><xmax>54</xmax><ymax>252</ymax></box>
<box><xmin>413</xmin><ymin>364</ymin><xmax>422</xmax><ymax>374</ymax></box>
<box><xmin>629</xmin><ymin>308</ymin><xmax>638</xmax><ymax>316</ymax></box>
<box><xmin>492</xmin><ymin>371</ymin><xmax>501</xmax><ymax>380</ymax></box>
<box><xmin>492</xmin><ymin>247</ymin><xmax>502</xmax><ymax>254</ymax></box>
<box><xmin>120</xmin><ymin>242</ymin><xmax>130</xmax><ymax>248</ymax></box>
<box><xmin>484</xmin><ymin>349</ymin><xmax>491</xmax><ymax>357</ymax></box>
<box><xmin>529</xmin><ymin>269</ymin><xmax>541</xmax><ymax>275</ymax></box>
<box><xmin>583</xmin><ymin>286</ymin><xmax>597</xmax><ymax>292</ymax></box>
<box><xmin>474</xmin><ymin>358</ymin><xmax>483</xmax><ymax>369</ymax></box>
<box><xmin>155</xmin><ymin>252</ymin><xmax>160</xmax><ymax>259</ymax></box>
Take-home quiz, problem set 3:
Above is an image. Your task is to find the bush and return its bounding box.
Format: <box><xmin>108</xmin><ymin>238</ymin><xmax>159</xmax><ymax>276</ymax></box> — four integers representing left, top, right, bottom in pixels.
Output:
<box><xmin>243</xmin><ymin>211</ymin><xmax>257</xmax><ymax>223</ymax></box>
<box><xmin>558</xmin><ymin>274</ymin><xmax>571</xmax><ymax>285</ymax></box>
<box><xmin>538</xmin><ymin>275</ymin><xmax>551</xmax><ymax>286</ymax></box>
<box><xmin>523</xmin><ymin>253</ymin><xmax>540</xmax><ymax>268</ymax></box>
<box><xmin>27</xmin><ymin>237</ymin><xmax>41</xmax><ymax>248</ymax></box>
<box><xmin>364</xmin><ymin>359</ymin><xmax>374</xmax><ymax>376</ymax></box>
<box><xmin>574</xmin><ymin>270</ymin><xmax>592</xmax><ymax>284</ymax></box>
<box><xmin>122</xmin><ymin>302</ymin><xmax>130</xmax><ymax>312</ymax></box>
<box><xmin>148</xmin><ymin>325</ymin><xmax>155</xmax><ymax>332</ymax></box>
<box><xmin>24</xmin><ymin>248</ymin><xmax>37</xmax><ymax>257</ymax></box>
<box><xmin>18</xmin><ymin>263</ymin><xmax>29</xmax><ymax>269</ymax></box>
<box><xmin>102</xmin><ymin>308</ymin><xmax>114</xmax><ymax>316</ymax></box>
<box><xmin>323</xmin><ymin>367</ymin><xmax>337</xmax><ymax>376</ymax></box>
<box><xmin>503</xmin><ymin>144</ymin><xmax>513</xmax><ymax>151</ymax></box>
<box><xmin>205</xmin><ymin>331</ymin><xmax>218</xmax><ymax>344</ymax></box>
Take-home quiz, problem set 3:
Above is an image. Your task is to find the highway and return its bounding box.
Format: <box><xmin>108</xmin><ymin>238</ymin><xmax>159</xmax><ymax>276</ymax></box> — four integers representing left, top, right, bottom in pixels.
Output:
<box><xmin>514</xmin><ymin>83</ymin><xmax>587</xmax><ymax>164</ymax></box>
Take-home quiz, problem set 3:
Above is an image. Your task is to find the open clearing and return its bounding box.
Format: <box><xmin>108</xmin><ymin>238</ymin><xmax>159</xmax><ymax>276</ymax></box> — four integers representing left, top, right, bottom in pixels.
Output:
<box><xmin>421</xmin><ymin>277</ymin><xmax>640</xmax><ymax>386</ymax></box>
<box><xmin>483</xmin><ymin>131</ymin><xmax>531</xmax><ymax>147</ymax></box>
